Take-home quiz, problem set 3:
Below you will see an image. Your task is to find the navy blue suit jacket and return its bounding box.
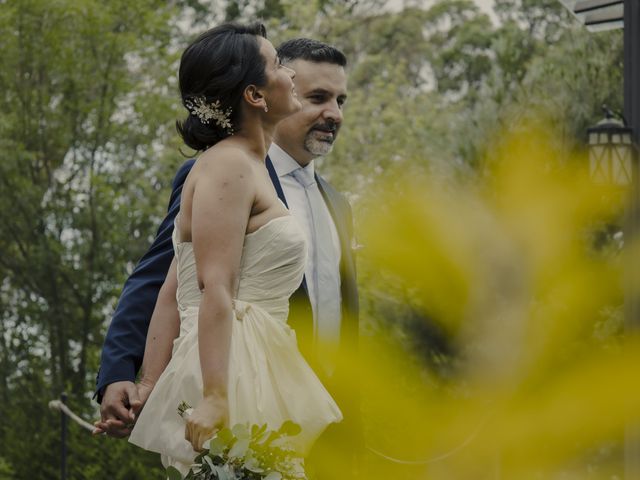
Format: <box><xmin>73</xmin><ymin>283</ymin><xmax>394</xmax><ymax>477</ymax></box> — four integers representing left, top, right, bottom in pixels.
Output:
<box><xmin>95</xmin><ymin>157</ymin><xmax>359</xmax><ymax>403</ymax></box>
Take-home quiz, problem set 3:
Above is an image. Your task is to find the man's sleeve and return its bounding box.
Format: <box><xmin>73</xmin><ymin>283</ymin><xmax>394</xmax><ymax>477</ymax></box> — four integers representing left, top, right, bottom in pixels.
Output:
<box><xmin>94</xmin><ymin>159</ymin><xmax>195</xmax><ymax>402</ymax></box>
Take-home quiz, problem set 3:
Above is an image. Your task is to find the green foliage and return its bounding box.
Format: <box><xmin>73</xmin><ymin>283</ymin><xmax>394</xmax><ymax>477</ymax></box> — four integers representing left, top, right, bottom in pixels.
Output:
<box><xmin>0</xmin><ymin>0</ymin><xmax>182</xmax><ymax>477</ymax></box>
<box><xmin>171</xmin><ymin>422</ymin><xmax>306</xmax><ymax>480</ymax></box>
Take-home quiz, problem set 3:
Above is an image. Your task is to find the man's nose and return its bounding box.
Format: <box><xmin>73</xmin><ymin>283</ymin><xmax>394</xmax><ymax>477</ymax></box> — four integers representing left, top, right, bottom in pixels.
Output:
<box><xmin>323</xmin><ymin>100</ymin><xmax>343</xmax><ymax>124</ymax></box>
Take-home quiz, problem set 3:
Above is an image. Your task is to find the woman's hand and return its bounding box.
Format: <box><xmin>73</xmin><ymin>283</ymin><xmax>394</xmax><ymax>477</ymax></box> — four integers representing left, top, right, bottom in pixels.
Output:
<box><xmin>185</xmin><ymin>393</ymin><xmax>229</xmax><ymax>452</ymax></box>
<box><xmin>135</xmin><ymin>377</ymin><xmax>156</xmax><ymax>412</ymax></box>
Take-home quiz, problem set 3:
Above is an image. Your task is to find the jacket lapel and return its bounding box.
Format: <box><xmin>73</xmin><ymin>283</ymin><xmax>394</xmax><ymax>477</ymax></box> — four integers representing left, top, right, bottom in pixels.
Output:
<box><xmin>316</xmin><ymin>175</ymin><xmax>348</xmax><ymax>255</ymax></box>
<box><xmin>316</xmin><ymin>174</ymin><xmax>359</xmax><ymax>351</ymax></box>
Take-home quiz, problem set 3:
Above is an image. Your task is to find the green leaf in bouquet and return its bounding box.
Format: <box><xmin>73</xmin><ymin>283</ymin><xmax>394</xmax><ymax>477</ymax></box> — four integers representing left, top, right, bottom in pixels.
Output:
<box><xmin>269</xmin><ymin>436</ymin><xmax>295</xmax><ymax>449</ymax></box>
<box><xmin>277</xmin><ymin>421</ymin><xmax>301</xmax><ymax>437</ymax></box>
<box><xmin>228</xmin><ymin>437</ymin><xmax>250</xmax><ymax>459</ymax></box>
<box><xmin>243</xmin><ymin>455</ymin><xmax>264</xmax><ymax>473</ymax></box>
<box><xmin>254</xmin><ymin>429</ymin><xmax>274</xmax><ymax>446</ymax></box>
<box><xmin>187</xmin><ymin>464</ymin><xmax>205</xmax><ymax>479</ymax></box>
<box><xmin>232</xmin><ymin>423</ymin><xmax>251</xmax><ymax>440</ymax></box>
<box><xmin>258</xmin><ymin>430</ymin><xmax>280</xmax><ymax>447</ymax></box>
<box><xmin>286</xmin><ymin>457</ymin><xmax>306</xmax><ymax>477</ymax></box>
<box><xmin>216</xmin><ymin>427</ymin><xmax>234</xmax><ymax>446</ymax></box>
<box><xmin>187</xmin><ymin>423</ymin><xmax>307</xmax><ymax>480</ymax></box>
<box><xmin>212</xmin><ymin>464</ymin><xmax>235</xmax><ymax>480</ymax></box>
<box><xmin>207</xmin><ymin>435</ymin><xmax>227</xmax><ymax>457</ymax></box>
<box><xmin>166</xmin><ymin>466</ymin><xmax>184</xmax><ymax>480</ymax></box>
<box><xmin>263</xmin><ymin>472</ymin><xmax>283</xmax><ymax>480</ymax></box>
<box><xmin>193</xmin><ymin>450</ymin><xmax>206</xmax><ymax>461</ymax></box>
<box><xmin>202</xmin><ymin>455</ymin><xmax>215</xmax><ymax>470</ymax></box>
<box><xmin>251</xmin><ymin>423</ymin><xmax>268</xmax><ymax>437</ymax></box>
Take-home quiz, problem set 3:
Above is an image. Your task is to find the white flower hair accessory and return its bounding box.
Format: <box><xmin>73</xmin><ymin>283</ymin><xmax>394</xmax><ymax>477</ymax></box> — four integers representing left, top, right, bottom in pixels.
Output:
<box><xmin>184</xmin><ymin>96</ymin><xmax>233</xmax><ymax>134</ymax></box>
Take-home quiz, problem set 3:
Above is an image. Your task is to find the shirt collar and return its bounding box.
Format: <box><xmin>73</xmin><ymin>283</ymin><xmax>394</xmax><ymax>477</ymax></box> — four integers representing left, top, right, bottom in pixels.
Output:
<box><xmin>269</xmin><ymin>143</ymin><xmax>315</xmax><ymax>179</ymax></box>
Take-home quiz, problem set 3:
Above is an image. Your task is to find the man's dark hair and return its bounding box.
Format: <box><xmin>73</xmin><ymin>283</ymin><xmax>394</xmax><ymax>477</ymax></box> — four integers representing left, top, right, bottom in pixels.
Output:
<box><xmin>276</xmin><ymin>38</ymin><xmax>347</xmax><ymax>67</ymax></box>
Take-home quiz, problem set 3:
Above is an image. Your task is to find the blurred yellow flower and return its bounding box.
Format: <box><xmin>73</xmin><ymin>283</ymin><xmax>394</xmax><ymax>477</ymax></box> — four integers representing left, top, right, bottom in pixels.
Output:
<box><xmin>326</xmin><ymin>125</ymin><xmax>640</xmax><ymax>479</ymax></box>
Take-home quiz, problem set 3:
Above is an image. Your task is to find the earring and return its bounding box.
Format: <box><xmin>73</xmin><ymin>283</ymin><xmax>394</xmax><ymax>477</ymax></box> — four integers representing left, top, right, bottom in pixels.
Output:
<box><xmin>264</xmin><ymin>104</ymin><xmax>269</xmax><ymax>113</ymax></box>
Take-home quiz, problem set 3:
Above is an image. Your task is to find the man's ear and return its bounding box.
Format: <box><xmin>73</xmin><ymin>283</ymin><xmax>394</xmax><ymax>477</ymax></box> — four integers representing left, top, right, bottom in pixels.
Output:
<box><xmin>243</xmin><ymin>84</ymin><xmax>267</xmax><ymax>111</ymax></box>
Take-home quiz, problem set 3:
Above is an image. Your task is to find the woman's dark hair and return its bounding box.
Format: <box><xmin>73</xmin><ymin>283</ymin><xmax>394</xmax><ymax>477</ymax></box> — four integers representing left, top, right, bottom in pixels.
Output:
<box><xmin>176</xmin><ymin>22</ymin><xmax>268</xmax><ymax>152</ymax></box>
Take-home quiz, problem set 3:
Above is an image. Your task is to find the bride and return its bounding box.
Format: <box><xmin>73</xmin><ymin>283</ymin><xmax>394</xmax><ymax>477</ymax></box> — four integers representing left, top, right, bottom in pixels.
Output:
<box><xmin>128</xmin><ymin>22</ymin><xmax>342</xmax><ymax>472</ymax></box>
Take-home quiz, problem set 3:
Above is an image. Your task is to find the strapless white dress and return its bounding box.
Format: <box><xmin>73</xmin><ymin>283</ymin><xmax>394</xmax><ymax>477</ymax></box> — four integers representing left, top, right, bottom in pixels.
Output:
<box><xmin>128</xmin><ymin>215</ymin><xmax>342</xmax><ymax>471</ymax></box>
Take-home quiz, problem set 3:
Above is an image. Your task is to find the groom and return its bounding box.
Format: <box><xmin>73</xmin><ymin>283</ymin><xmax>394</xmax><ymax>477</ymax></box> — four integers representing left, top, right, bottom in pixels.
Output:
<box><xmin>95</xmin><ymin>38</ymin><xmax>361</xmax><ymax>473</ymax></box>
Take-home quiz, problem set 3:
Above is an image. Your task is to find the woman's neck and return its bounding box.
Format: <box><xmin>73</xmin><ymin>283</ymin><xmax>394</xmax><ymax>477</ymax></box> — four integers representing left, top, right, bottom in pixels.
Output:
<box><xmin>230</xmin><ymin>115</ymin><xmax>275</xmax><ymax>163</ymax></box>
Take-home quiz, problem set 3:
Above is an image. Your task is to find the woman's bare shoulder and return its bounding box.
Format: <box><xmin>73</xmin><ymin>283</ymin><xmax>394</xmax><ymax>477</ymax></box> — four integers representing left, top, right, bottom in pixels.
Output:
<box><xmin>195</xmin><ymin>144</ymin><xmax>255</xmax><ymax>178</ymax></box>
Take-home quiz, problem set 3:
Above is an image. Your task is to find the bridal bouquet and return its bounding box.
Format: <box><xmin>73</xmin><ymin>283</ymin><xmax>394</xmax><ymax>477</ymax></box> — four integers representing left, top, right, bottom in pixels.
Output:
<box><xmin>167</xmin><ymin>402</ymin><xmax>307</xmax><ymax>480</ymax></box>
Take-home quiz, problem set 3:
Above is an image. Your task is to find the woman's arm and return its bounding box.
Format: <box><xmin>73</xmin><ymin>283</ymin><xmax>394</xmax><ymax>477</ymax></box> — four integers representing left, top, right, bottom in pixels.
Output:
<box><xmin>185</xmin><ymin>152</ymin><xmax>255</xmax><ymax>452</ymax></box>
<box><xmin>93</xmin><ymin>162</ymin><xmax>193</xmax><ymax>438</ymax></box>
<box><xmin>95</xmin><ymin>159</ymin><xmax>194</xmax><ymax>403</ymax></box>
<box><xmin>93</xmin><ymin>259</ymin><xmax>181</xmax><ymax>436</ymax></box>
<box><xmin>138</xmin><ymin>258</ymin><xmax>180</xmax><ymax>392</ymax></box>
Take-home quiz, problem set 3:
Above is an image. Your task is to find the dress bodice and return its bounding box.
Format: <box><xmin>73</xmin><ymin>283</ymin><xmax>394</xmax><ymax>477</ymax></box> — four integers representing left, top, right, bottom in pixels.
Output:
<box><xmin>173</xmin><ymin>215</ymin><xmax>307</xmax><ymax>324</ymax></box>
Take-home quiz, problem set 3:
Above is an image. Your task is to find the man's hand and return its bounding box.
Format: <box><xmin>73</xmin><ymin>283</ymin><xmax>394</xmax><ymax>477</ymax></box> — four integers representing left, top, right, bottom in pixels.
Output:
<box><xmin>93</xmin><ymin>380</ymin><xmax>151</xmax><ymax>438</ymax></box>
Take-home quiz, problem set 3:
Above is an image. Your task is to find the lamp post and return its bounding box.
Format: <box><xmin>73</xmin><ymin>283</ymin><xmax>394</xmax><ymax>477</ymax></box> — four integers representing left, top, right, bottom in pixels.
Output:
<box><xmin>587</xmin><ymin>109</ymin><xmax>633</xmax><ymax>186</ymax></box>
<box><xmin>560</xmin><ymin>0</ymin><xmax>640</xmax><ymax>478</ymax></box>
<box><xmin>587</xmin><ymin>109</ymin><xmax>633</xmax><ymax>249</ymax></box>
<box><xmin>60</xmin><ymin>392</ymin><xmax>67</xmax><ymax>480</ymax></box>
<box><xmin>622</xmin><ymin>3</ymin><xmax>640</xmax><ymax>477</ymax></box>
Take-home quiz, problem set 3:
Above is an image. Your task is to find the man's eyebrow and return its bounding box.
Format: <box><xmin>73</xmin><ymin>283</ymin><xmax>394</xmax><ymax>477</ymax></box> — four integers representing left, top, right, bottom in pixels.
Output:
<box><xmin>304</xmin><ymin>88</ymin><xmax>348</xmax><ymax>99</ymax></box>
<box><xmin>306</xmin><ymin>88</ymin><xmax>329</xmax><ymax>95</ymax></box>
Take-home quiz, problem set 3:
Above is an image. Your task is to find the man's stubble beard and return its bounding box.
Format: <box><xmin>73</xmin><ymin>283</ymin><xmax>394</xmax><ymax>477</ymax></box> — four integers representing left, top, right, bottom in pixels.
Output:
<box><xmin>303</xmin><ymin>130</ymin><xmax>338</xmax><ymax>157</ymax></box>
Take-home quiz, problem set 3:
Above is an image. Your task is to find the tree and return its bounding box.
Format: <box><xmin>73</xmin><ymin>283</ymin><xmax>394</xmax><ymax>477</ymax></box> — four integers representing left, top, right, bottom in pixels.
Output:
<box><xmin>0</xmin><ymin>0</ymin><xmax>183</xmax><ymax>476</ymax></box>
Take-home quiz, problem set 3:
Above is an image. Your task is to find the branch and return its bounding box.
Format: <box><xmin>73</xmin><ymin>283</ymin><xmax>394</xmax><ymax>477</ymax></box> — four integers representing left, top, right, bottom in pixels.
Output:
<box><xmin>48</xmin><ymin>399</ymin><xmax>95</xmax><ymax>432</ymax></box>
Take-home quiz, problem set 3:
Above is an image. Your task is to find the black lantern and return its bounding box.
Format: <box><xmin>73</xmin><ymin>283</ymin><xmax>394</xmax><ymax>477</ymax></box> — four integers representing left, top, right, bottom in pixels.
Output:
<box><xmin>587</xmin><ymin>111</ymin><xmax>633</xmax><ymax>185</ymax></box>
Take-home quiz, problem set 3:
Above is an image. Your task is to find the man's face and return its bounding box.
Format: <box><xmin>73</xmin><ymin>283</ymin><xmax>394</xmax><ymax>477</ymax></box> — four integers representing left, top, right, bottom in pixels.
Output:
<box><xmin>274</xmin><ymin>59</ymin><xmax>348</xmax><ymax>167</ymax></box>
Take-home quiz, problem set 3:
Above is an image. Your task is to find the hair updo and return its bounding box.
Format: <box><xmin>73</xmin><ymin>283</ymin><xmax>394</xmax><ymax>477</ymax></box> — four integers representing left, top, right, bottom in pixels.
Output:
<box><xmin>176</xmin><ymin>22</ymin><xmax>268</xmax><ymax>152</ymax></box>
